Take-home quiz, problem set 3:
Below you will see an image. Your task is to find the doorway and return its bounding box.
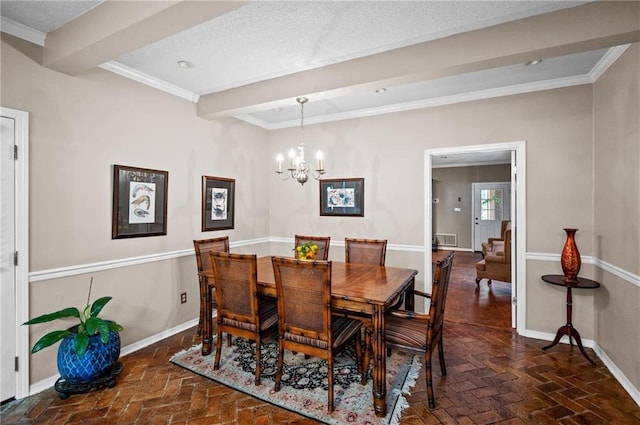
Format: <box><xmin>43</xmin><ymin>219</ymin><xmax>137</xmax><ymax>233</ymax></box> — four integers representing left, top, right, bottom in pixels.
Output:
<box><xmin>0</xmin><ymin>107</ymin><xmax>30</xmax><ymax>401</ymax></box>
<box><xmin>424</xmin><ymin>141</ymin><xmax>526</xmax><ymax>333</ymax></box>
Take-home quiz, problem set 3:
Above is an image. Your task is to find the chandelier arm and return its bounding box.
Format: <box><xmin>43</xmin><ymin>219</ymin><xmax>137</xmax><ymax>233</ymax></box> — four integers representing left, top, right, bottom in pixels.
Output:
<box><xmin>312</xmin><ymin>169</ymin><xmax>326</xmax><ymax>181</ymax></box>
<box><xmin>276</xmin><ymin>171</ymin><xmax>291</xmax><ymax>181</ymax></box>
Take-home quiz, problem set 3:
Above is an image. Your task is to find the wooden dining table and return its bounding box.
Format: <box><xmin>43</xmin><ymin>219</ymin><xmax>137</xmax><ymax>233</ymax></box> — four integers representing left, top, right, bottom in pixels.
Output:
<box><xmin>199</xmin><ymin>255</ymin><xmax>418</xmax><ymax>417</ymax></box>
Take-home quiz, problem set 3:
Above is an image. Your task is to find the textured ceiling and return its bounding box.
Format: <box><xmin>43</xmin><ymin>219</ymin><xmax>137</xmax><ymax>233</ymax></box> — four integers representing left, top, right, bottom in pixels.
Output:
<box><xmin>0</xmin><ymin>0</ymin><xmax>632</xmax><ymax>140</ymax></box>
<box><xmin>113</xmin><ymin>1</ymin><xmax>588</xmax><ymax>94</ymax></box>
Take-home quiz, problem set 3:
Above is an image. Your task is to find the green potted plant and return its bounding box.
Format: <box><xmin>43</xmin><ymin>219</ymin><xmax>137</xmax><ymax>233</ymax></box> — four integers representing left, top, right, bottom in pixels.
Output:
<box><xmin>23</xmin><ymin>278</ymin><xmax>124</xmax><ymax>385</ymax></box>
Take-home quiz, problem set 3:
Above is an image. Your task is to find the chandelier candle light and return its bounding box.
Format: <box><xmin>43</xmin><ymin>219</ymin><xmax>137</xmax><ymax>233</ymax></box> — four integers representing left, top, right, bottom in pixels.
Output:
<box><xmin>275</xmin><ymin>97</ymin><xmax>326</xmax><ymax>185</ymax></box>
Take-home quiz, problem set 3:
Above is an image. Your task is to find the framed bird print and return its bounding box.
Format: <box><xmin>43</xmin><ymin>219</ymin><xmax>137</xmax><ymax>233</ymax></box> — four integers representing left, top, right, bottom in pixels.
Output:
<box><xmin>202</xmin><ymin>176</ymin><xmax>235</xmax><ymax>231</ymax></box>
<box><xmin>112</xmin><ymin>165</ymin><xmax>168</xmax><ymax>238</ymax></box>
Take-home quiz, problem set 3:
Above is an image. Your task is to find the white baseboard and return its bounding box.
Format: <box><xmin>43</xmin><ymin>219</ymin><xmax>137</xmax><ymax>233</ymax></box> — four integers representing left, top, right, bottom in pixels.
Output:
<box><xmin>522</xmin><ymin>329</ymin><xmax>595</xmax><ymax>348</ymax></box>
<box><xmin>29</xmin><ymin>318</ymin><xmax>200</xmax><ymax>396</ymax></box>
<box><xmin>592</xmin><ymin>342</ymin><xmax>640</xmax><ymax>407</ymax></box>
<box><xmin>523</xmin><ymin>328</ymin><xmax>639</xmax><ymax>407</ymax></box>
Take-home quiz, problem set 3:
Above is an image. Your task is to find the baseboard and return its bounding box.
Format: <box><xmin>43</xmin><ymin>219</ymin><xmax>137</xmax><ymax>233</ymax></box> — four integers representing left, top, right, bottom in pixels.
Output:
<box><xmin>523</xmin><ymin>328</ymin><xmax>640</xmax><ymax>407</ymax></box>
<box><xmin>522</xmin><ymin>329</ymin><xmax>595</xmax><ymax>348</ymax></box>
<box><xmin>28</xmin><ymin>318</ymin><xmax>200</xmax><ymax>396</ymax></box>
<box><xmin>592</xmin><ymin>342</ymin><xmax>640</xmax><ymax>407</ymax></box>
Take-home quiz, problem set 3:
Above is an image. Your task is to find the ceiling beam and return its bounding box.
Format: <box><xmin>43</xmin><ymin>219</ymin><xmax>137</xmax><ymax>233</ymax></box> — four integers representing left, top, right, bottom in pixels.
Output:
<box><xmin>196</xmin><ymin>0</ymin><xmax>640</xmax><ymax>120</ymax></box>
<box><xmin>43</xmin><ymin>0</ymin><xmax>248</xmax><ymax>75</ymax></box>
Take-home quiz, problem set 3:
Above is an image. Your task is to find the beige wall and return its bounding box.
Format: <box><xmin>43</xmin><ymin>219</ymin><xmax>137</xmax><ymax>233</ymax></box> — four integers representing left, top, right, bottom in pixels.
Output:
<box><xmin>2</xmin><ymin>34</ymin><xmax>271</xmax><ymax>381</ymax></box>
<box><xmin>432</xmin><ymin>165</ymin><xmax>511</xmax><ymax>249</ymax></box>
<box><xmin>3</xmin><ymin>30</ymin><xmax>639</xmax><ymax>394</ymax></box>
<box><xmin>593</xmin><ymin>43</ymin><xmax>640</xmax><ymax>388</ymax></box>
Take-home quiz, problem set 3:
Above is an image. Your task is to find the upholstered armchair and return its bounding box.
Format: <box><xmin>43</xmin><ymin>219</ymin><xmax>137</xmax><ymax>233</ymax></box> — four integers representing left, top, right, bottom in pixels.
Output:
<box><xmin>481</xmin><ymin>220</ymin><xmax>511</xmax><ymax>258</ymax></box>
<box><xmin>475</xmin><ymin>228</ymin><xmax>511</xmax><ymax>289</ymax></box>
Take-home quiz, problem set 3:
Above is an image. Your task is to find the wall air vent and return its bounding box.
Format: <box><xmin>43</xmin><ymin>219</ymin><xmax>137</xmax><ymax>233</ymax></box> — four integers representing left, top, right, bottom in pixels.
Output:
<box><xmin>434</xmin><ymin>233</ymin><xmax>457</xmax><ymax>247</ymax></box>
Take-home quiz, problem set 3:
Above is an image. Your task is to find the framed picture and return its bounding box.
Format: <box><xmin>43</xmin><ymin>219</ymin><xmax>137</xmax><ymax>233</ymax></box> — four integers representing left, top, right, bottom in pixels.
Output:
<box><xmin>319</xmin><ymin>178</ymin><xmax>364</xmax><ymax>217</ymax></box>
<box><xmin>112</xmin><ymin>165</ymin><xmax>168</xmax><ymax>239</ymax></box>
<box><xmin>202</xmin><ymin>176</ymin><xmax>235</xmax><ymax>231</ymax></box>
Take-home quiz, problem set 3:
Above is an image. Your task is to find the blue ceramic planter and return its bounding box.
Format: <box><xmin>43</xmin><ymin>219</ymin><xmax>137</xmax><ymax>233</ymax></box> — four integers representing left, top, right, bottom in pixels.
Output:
<box><xmin>57</xmin><ymin>327</ymin><xmax>121</xmax><ymax>383</ymax></box>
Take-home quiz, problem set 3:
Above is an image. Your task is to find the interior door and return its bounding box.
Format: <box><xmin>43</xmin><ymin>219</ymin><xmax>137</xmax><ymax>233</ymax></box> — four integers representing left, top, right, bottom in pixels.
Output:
<box><xmin>472</xmin><ymin>182</ymin><xmax>511</xmax><ymax>252</ymax></box>
<box><xmin>1</xmin><ymin>116</ymin><xmax>16</xmax><ymax>402</ymax></box>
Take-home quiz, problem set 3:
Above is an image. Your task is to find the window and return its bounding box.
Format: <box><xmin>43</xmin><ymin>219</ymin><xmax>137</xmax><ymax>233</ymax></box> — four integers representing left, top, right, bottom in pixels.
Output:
<box><xmin>480</xmin><ymin>189</ymin><xmax>503</xmax><ymax>221</ymax></box>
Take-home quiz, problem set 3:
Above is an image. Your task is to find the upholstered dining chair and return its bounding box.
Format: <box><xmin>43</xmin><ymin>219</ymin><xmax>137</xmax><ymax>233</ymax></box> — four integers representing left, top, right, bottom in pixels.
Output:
<box><xmin>271</xmin><ymin>256</ymin><xmax>364</xmax><ymax>412</ymax></box>
<box><xmin>193</xmin><ymin>236</ymin><xmax>230</xmax><ymax>336</ymax></box>
<box><xmin>209</xmin><ymin>252</ymin><xmax>278</xmax><ymax>386</ymax></box>
<box><xmin>384</xmin><ymin>251</ymin><xmax>455</xmax><ymax>409</ymax></box>
<box><xmin>294</xmin><ymin>234</ymin><xmax>331</xmax><ymax>260</ymax></box>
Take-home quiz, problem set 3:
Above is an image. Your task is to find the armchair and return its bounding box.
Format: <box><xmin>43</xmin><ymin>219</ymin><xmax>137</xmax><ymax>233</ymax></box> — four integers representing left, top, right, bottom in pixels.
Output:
<box><xmin>481</xmin><ymin>220</ymin><xmax>510</xmax><ymax>257</ymax></box>
<box><xmin>475</xmin><ymin>228</ymin><xmax>511</xmax><ymax>289</ymax></box>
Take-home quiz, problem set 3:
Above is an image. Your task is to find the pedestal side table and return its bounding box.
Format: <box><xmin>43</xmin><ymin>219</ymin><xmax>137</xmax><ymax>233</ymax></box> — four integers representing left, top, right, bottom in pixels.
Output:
<box><xmin>541</xmin><ymin>274</ymin><xmax>600</xmax><ymax>366</ymax></box>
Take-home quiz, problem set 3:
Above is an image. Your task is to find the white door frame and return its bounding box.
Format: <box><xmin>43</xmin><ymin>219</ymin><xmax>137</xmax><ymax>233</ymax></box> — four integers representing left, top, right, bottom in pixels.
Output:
<box><xmin>1</xmin><ymin>107</ymin><xmax>30</xmax><ymax>399</ymax></box>
<box><xmin>424</xmin><ymin>141</ymin><xmax>526</xmax><ymax>334</ymax></box>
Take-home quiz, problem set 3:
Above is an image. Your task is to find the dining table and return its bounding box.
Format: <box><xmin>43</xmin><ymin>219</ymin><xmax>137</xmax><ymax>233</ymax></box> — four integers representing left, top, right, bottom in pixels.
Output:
<box><xmin>200</xmin><ymin>255</ymin><xmax>418</xmax><ymax>418</ymax></box>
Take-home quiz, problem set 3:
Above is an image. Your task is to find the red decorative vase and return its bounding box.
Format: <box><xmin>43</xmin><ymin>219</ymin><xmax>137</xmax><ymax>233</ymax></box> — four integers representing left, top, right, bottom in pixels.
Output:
<box><xmin>560</xmin><ymin>228</ymin><xmax>581</xmax><ymax>283</ymax></box>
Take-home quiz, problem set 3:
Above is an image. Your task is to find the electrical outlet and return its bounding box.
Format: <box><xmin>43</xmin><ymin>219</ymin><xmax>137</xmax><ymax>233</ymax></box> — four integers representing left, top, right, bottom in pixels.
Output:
<box><xmin>180</xmin><ymin>292</ymin><xmax>187</xmax><ymax>304</ymax></box>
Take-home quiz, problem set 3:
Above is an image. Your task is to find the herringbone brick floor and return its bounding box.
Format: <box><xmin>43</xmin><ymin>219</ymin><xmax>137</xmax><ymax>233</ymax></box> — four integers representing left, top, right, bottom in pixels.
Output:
<box><xmin>2</xmin><ymin>252</ymin><xmax>639</xmax><ymax>424</ymax></box>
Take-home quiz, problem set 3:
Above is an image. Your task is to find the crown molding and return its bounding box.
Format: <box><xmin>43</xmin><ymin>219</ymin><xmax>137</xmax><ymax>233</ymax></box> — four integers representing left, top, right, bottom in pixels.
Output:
<box><xmin>99</xmin><ymin>61</ymin><xmax>200</xmax><ymax>103</ymax></box>
<box><xmin>589</xmin><ymin>44</ymin><xmax>631</xmax><ymax>82</ymax></box>
<box><xmin>235</xmin><ymin>72</ymin><xmax>595</xmax><ymax>130</ymax></box>
<box><xmin>0</xmin><ymin>17</ymin><xmax>45</xmax><ymax>46</ymax></box>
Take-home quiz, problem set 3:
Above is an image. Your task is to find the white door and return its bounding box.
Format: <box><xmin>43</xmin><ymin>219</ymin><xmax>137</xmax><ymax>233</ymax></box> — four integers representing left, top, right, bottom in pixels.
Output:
<box><xmin>1</xmin><ymin>116</ymin><xmax>16</xmax><ymax>402</ymax></box>
<box><xmin>472</xmin><ymin>182</ymin><xmax>511</xmax><ymax>252</ymax></box>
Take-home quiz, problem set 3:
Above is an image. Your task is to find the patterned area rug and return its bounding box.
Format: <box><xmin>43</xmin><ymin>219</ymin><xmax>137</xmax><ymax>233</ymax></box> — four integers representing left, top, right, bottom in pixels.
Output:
<box><xmin>170</xmin><ymin>336</ymin><xmax>421</xmax><ymax>425</ymax></box>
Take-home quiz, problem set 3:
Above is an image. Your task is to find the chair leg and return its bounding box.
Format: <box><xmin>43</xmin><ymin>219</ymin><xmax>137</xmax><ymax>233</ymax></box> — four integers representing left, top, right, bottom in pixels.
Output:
<box><xmin>438</xmin><ymin>334</ymin><xmax>446</xmax><ymax>376</ymax></box>
<box><xmin>361</xmin><ymin>327</ymin><xmax>372</xmax><ymax>385</ymax></box>
<box><xmin>424</xmin><ymin>350</ymin><xmax>436</xmax><ymax>409</ymax></box>
<box><xmin>196</xmin><ymin>278</ymin><xmax>206</xmax><ymax>337</ymax></box>
<box><xmin>327</xmin><ymin>355</ymin><xmax>335</xmax><ymax>412</ymax></box>
<box><xmin>254</xmin><ymin>338</ymin><xmax>262</xmax><ymax>386</ymax></box>
<box><xmin>274</xmin><ymin>337</ymin><xmax>284</xmax><ymax>392</ymax></box>
<box><xmin>213</xmin><ymin>331</ymin><xmax>223</xmax><ymax>370</ymax></box>
<box><xmin>475</xmin><ymin>277</ymin><xmax>481</xmax><ymax>289</ymax></box>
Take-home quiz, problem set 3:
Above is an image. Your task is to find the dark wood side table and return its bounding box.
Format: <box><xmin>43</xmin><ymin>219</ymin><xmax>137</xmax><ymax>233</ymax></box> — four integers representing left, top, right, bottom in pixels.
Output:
<box><xmin>541</xmin><ymin>274</ymin><xmax>600</xmax><ymax>365</ymax></box>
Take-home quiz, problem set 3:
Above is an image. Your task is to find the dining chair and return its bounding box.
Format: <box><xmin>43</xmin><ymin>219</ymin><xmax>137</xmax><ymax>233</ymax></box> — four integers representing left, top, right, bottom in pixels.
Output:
<box><xmin>342</xmin><ymin>237</ymin><xmax>388</xmax><ymax>382</ymax></box>
<box><xmin>271</xmin><ymin>256</ymin><xmax>364</xmax><ymax>412</ymax></box>
<box><xmin>384</xmin><ymin>251</ymin><xmax>455</xmax><ymax>409</ymax></box>
<box><xmin>193</xmin><ymin>236</ymin><xmax>230</xmax><ymax>336</ymax></box>
<box><xmin>294</xmin><ymin>234</ymin><xmax>331</xmax><ymax>260</ymax></box>
<box><xmin>209</xmin><ymin>252</ymin><xmax>278</xmax><ymax>386</ymax></box>
<box><xmin>344</xmin><ymin>237</ymin><xmax>387</xmax><ymax>266</ymax></box>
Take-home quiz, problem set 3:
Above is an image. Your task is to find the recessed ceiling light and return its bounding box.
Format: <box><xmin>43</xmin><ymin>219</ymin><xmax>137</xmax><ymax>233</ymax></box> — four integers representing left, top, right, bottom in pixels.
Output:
<box><xmin>525</xmin><ymin>59</ymin><xmax>542</xmax><ymax>66</ymax></box>
<box><xmin>177</xmin><ymin>60</ymin><xmax>194</xmax><ymax>69</ymax></box>
<box><xmin>273</xmin><ymin>107</ymin><xmax>282</xmax><ymax>112</ymax></box>
<box><xmin>375</xmin><ymin>88</ymin><xmax>387</xmax><ymax>94</ymax></box>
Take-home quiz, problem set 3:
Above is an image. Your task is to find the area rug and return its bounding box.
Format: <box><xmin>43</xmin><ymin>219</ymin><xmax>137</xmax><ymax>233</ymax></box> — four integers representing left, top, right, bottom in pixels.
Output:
<box><xmin>170</xmin><ymin>336</ymin><xmax>421</xmax><ymax>425</ymax></box>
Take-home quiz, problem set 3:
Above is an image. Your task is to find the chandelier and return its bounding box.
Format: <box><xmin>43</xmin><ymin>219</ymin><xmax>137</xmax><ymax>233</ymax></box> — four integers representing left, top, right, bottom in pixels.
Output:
<box><xmin>275</xmin><ymin>97</ymin><xmax>326</xmax><ymax>185</ymax></box>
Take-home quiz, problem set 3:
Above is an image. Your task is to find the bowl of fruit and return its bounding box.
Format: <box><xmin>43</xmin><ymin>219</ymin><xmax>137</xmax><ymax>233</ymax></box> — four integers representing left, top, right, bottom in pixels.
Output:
<box><xmin>294</xmin><ymin>241</ymin><xmax>319</xmax><ymax>260</ymax></box>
